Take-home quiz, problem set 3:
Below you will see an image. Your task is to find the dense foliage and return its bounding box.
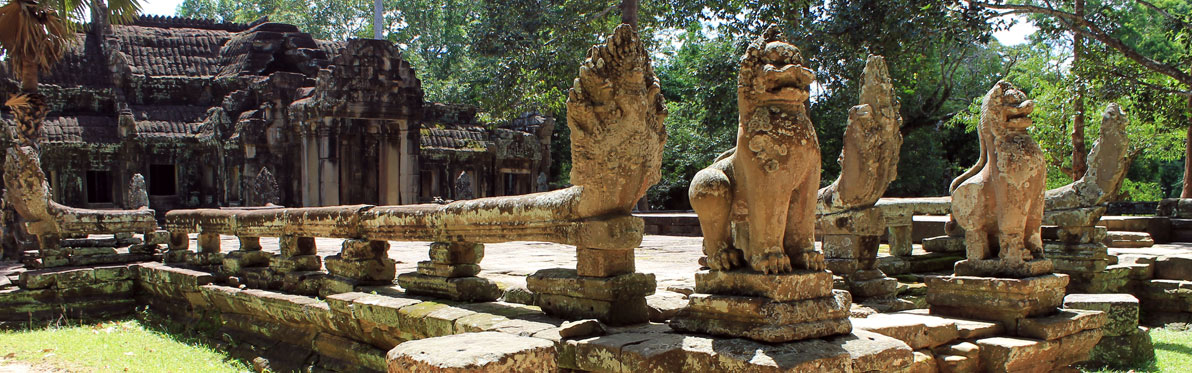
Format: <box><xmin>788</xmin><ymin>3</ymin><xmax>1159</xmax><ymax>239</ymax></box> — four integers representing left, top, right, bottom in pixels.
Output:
<box><xmin>176</xmin><ymin>0</ymin><xmax>1192</xmax><ymax>208</ymax></box>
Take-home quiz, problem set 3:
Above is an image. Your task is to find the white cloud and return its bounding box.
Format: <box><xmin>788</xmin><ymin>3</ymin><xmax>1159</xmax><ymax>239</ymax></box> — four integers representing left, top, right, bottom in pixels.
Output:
<box><xmin>993</xmin><ymin>15</ymin><xmax>1037</xmax><ymax>46</ymax></box>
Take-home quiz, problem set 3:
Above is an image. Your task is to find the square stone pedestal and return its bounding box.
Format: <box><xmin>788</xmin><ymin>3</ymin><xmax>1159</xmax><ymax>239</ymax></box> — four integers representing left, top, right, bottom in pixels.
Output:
<box><xmin>820</xmin><ymin>208</ymin><xmax>898</xmax><ymax>301</ymax></box>
<box><xmin>527</xmin><ymin>268</ymin><xmax>654</xmax><ymax>325</ymax></box>
<box><xmin>398</xmin><ymin>242</ymin><xmax>500</xmax><ymax>302</ymax></box>
<box><xmin>669</xmin><ymin>269</ymin><xmax>852</xmax><ymax>342</ymax></box>
<box><xmin>926</xmin><ymin>273</ymin><xmax>1068</xmax><ymax>328</ymax></box>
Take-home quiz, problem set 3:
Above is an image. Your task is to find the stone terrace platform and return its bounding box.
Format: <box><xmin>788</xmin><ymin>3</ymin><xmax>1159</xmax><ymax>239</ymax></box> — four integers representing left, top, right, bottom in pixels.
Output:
<box><xmin>0</xmin><ymin>233</ymin><xmax>1142</xmax><ymax>372</ymax></box>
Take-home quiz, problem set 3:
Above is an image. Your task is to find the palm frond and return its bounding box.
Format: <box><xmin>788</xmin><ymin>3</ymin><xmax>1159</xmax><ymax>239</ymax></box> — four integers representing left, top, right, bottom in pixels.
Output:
<box><xmin>0</xmin><ymin>0</ymin><xmax>74</xmax><ymax>69</ymax></box>
<box><xmin>4</xmin><ymin>93</ymin><xmax>31</xmax><ymax>109</ymax></box>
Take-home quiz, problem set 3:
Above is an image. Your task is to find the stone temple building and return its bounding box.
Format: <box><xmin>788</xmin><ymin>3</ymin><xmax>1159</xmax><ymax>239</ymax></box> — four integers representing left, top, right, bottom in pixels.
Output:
<box><xmin>0</xmin><ymin>14</ymin><xmax>553</xmax><ymax>214</ymax></box>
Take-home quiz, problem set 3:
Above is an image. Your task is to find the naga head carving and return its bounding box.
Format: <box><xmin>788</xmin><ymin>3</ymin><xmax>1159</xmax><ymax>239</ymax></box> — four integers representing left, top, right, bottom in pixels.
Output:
<box><xmin>739</xmin><ymin>28</ymin><xmax>816</xmax><ymax>113</ymax></box>
<box><xmin>567</xmin><ymin>24</ymin><xmax>667</xmax><ymax>216</ymax></box>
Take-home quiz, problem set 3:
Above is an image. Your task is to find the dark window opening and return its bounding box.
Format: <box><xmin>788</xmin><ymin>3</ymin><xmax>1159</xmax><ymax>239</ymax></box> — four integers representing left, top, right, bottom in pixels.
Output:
<box><xmin>86</xmin><ymin>171</ymin><xmax>113</xmax><ymax>204</ymax></box>
<box><xmin>420</xmin><ymin>170</ymin><xmax>432</xmax><ymax>199</ymax></box>
<box><xmin>149</xmin><ymin>164</ymin><xmax>177</xmax><ymax>196</ymax></box>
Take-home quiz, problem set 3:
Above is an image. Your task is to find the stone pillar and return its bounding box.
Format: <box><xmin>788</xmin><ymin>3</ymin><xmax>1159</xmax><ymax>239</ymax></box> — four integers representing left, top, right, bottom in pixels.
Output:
<box><xmin>324</xmin><ymin>239</ymin><xmax>396</xmax><ymax>296</ymax></box>
<box><xmin>301</xmin><ymin>134</ymin><xmax>318</xmax><ymax>207</ymax></box>
<box><xmin>317</xmin><ymin>126</ymin><xmax>340</xmax><ymax>206</ymax></box>
<box><xmin>187</xmin><ymin>232</ymin><xmax>224</xmax><ymax>270</ymax></box>
<box><xmin>398</xmin><ymin>120</ymin><xmax>419</xmax><ymax>205</ymax></box>
<box><xmin>164</xmin><ymin>232</ymin><xmax>190</xmax><ymax>264</ymax></box>
<box><xmin>527</xmin><ymin>247</ymin><xmax>654</xmax><ymax>325</ymax></box>
<box><xmin>885</xmin><ymin>210</ymin><xmax>914</xmax><ymax>257</ymax></box>
<box><xmin>222</xmin><ymin>236</ymin><xmax>272</xmax><ymax>283</ymax></box>
<box><xmin>272</xmin><ymin>235</ymin><xmax>323</xmax><ymax>295</ymax></box>
<box><xmin>379</xmin><ymin>130</ymin><xmax>401</xmax><ymax>205</ymax></box>
<box><xmin>820</xmin><ymin>208</ymin><xmax>899</xmax><ymax>304</ymax></box>
<box><xmin>398</xmin><ymin>242</ymin><xmax>501</xmax><ymax>302</ymax></box>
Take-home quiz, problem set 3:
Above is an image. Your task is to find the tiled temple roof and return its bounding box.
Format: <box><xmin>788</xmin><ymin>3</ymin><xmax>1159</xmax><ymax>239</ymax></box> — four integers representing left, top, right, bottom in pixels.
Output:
<box><xmin>421</xmin><ymin>126</ymin><xmax>489</xmax><ymax>151</ymax></box>
<box><xmin>112</xmin><ymin>25</ymin><xmax>233</xmax><ymax>77</ymax></box>
<box><xmin>44</xmin><ymin>115</ymin><xmax>118</xmax><ymax>143</ymax></box>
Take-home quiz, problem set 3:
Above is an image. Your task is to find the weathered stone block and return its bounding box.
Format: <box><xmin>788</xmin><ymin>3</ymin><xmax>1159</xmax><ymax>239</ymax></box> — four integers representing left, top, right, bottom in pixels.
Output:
<box><xmin>527</xmin><ymin>268</ymin><xmax>654</xmax><ymax>301</ymax></box>
<box><xmin>953</xmin><ymin>258</ymin><xmax>1054</xmax><ymax>278</ymax></box>
<box><xmin>1063</xmin><ymin>293</ymin><xmax>1139</xmax><ymax>337</ymax></box>
<box><xmin>669</xmin><ymin>313</ymin><xmax>852</xmax><ymax>343</ymax></box>
<box><xmin>1016</xmin><ymin>309</ymin><xmax>1106</xmax><ymax>340</ymax></box>
<box><xmin>829</xmin><ymin>329</ymin><xmax>915</xmax><ymax>372</ymax></box>
<box><xmin>1155</xmin><ymin>255</ymin><xmax>1192</xmax><ymax>281</ymax></box>
<box><xmin>575</xmin><ymin>247</ymin><xmax>634</xmax><ymax>277</ymax></box>
<box><xmin>923</xmin><ymin>236</ymin><xmax>965</xmax><ymax>253</ymax></box>
<box><xmin>681</xmin><ymin>290</ymin><xmax>851</xmax><ymax>325</ymax></box>
<box><xmin>693</xmin><ymin>269</ymin><xmax>832</xmax><ymax>302</ymax></box>
<box><xmin>976</xmin><ymin>337</ymin><xmax>1060</xmax><ymax>373</ymax></box>
<box><xmin>853</xmin><ymin>312</ymin><xmax>960</xmax><ymax>350</ymax></box>
<box><xmin>386</xmin><ymin>332</ymin><xmax>556</xmax><ymax>372</ymax></box>
<box><xmin>397</xmin><ymin>273</ymin><xmax>501</xmax><ymax>302</ymax></box>
<box><xmin>926</xmin><ymin>274</ymin><xmax>1068</xmax><ymax>326</ymax></box>
<box><xmin>537</xmin><ymin>293</ymin><xmax>649</xmax><ymax>326</ymax></box>
<box><xmin>325</xmin><ymin>255</ymin><xmax>396</xmax><ymax>283</ymax></box>
<box><xmin>1087</xmin><ymin>326</ymin><xmax>1153</xmax><ymax>368</ymax></box>
<box><xmin>415</xmin><ymin>261</ymin><xmax>480</xmax><ymax>278</ymax></box>
<box><xmin>428</xmin><ymin>242</ymin><xmax>483</xmax><ymax>265</ymax></box>
<box><xmin>907</xmin><ymin>350</ymin><xmax>938</xmax><ymax>373</ymax></box>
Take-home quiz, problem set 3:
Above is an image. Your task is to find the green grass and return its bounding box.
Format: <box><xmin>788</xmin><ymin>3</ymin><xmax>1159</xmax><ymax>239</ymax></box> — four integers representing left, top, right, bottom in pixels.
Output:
<box><xmin>1083</xmin><ymin>325</ymin><xmax>1192</xmax><ymax>373</ymax></box>
<box><xmin>0</xmin><ymin>318</ymin><xmax>251</xmax><ymax>372</ymax></box>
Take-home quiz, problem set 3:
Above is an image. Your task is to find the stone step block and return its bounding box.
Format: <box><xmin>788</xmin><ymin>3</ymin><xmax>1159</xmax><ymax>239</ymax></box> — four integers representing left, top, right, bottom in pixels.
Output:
<box><xmin>526</xmin><ymin>268</ymin><xmax>655</xmax><ymax>301</ymax></box>
<box><xmin>681</xmin><ymin>290</ymin><xmax>851</xmax><ymax>325</ymax></box>
<box><xmin>975</xmin><ymin>337</ymin><xmax>1060</xmax><ymax>373</ymax></box>
<box><xmin>907</xmin><ymin>350</ymin><xmax>938</xmax><ymax>373</ymax></box>
<box><xmin>386</xmin><ymin>332</ymin><xmax>556</xmax><ymax>372</ymax></box>
<box><xmin>1155</xmin><ymin>255</ymin><xmax>1192</xmax><ymax>281</ymax></box>
<box><xmin>692</xmin><ymin>269</ymin><xmax>832</xmax><ymax>302</ymax></box>
<box><xmin>397</xmin><ymin>273</ymin><xmax>501</xmax><ymax>302</ymax></box>
<box><xmin>1063</xmin><ymin>293</ymin><xmax>1140</xmax><ymax>336</ymax></box>
<box><xmin>1015</xmin><ymin>309</ymin><xmax>1106</xmax><ymax>340</ymax></box>
<box><xmin>852</xmin><ymin>312</ymin><xmax>960</xmax><ymax>349</ymax></box>
<box><xmin>1107</xmin><ymin>231</ymin><xmax>1154</xmax><ymax>248</ymax></box>
<box><xmin>416</xmin><ymin>261</ymin><xmax>479</xmax><ymax>278</ymax></box>
<box><xmin>926</xmin><ymin>274</ymin><xmax>1068</xmax><ymax>326</ymax></box>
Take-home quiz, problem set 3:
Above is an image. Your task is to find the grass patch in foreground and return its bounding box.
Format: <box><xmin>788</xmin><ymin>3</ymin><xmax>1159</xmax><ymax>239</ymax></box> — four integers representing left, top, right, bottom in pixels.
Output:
<box><xmin>0</xmin><ymin>318</ymin><xmax>250</xmax><ymax>372</ymax></box>
<box><xmin>1083</xmin><ymin>325</ymin><xmax>1192</xmax><ymax>373</ymax></box>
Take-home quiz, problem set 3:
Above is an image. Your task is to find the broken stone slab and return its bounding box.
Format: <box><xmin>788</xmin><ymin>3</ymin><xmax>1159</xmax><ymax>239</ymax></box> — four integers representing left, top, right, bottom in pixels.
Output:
<box><xmin>906</xmin><ymin>350</ymin><xmax>938</xmax><ymax>373</ymax></box>
<box><xmin>848</xmin><ymin>269</ymin><xmax>898</xmax><ymax>299</ymax></box>
<box><xmin>396</xmin><ymin>273</ymin><xmax>501</xmax><ymax>302</ymax></box>
<box><xmin>386</xmin><ymin>331</ymin><xmax>556</xmax><ymax>372</ymax></box>
<box><xmin>1015</xmin><ymin>309</ymin><xmax>1106</xmax><ymax>340</ymax></box>
<box><xmin>692</xmin><ymin>269</ymin><xmax>833</xmax><ymax>302</ymax></box>
<box><xmin>645</xmin><ymin>291</ymin><xmax>687</xmax><ymax>323</ymax></box>
<box><xmin>827</xmin><ymin>329</ymin><xmax>915</xmax><ymax>373</ymax></box>
<box><xmin>923</xmin><ymin>236</ymin><xmax>965</xmax><ymax>253</ymax></box>
<box><xmin>1063</xmin><ymin>293</ymin><xmax>1139</xmax><ymax>337</ymax></box>
<box><xmin>851</xmin><ymin>312</ymin><xmax>960</xmax><ymax>350</ymax></box>
<box><xmin>953</xmin><ymin>258</ymin><xmax>1055</xmax><ymax>278</ymax></box>
<box><xmin>925</xmin><ymin>274</ymin><xmax>1068</xmax><ymax>327</ymax></box>
<box><xmin>669</xmin><ymin>313</ymin><xmax>852</xmax><ymax>343</ymax></box>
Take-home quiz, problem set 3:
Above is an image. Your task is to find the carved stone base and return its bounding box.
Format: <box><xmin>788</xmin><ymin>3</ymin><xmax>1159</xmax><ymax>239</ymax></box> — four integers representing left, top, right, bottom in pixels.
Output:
<box><xmin>953</xmin><ymin>258</ymin><xmax>1054</xmax><ymax>278</ymax></box>
<box><xmin>670</xmin><ymin>290</ymin><xmax>853</xmax><ymax>342</ymax></box>
<box><xmin>671</xmin><ymin>269</ymin><xmax>851</xmax><ymax>342</ymax></box>
<box><xmin>397</xmin><ymin>273</ymin><xmax>501</xmax><ymax>302</ymax></box>
<box><xmin>926</xmin><ymin>273</ymin><xmax>1068</xmax><ymax>329</ymax></box>
<box><xmin>324</xmin><ymin>255</ymin><xmax>396</xmax><ymax>284</ymax></box>
<box><xmin>527</xmin><ymin>268</ymin><xmax>654</xmax><ymax>325</ymax></box>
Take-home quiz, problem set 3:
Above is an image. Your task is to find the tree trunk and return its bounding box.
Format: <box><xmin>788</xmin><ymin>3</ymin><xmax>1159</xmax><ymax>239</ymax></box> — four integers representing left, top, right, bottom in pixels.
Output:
<box><xmin>1184</xmin><ymin>97</ymin><xmax>1192</xmax><ymax>198</ymax></box>
<box><xmin>19</xmin><ymin>58</ymin><xmax>38</xmax><ymax>92</ymax></box>
<box><xmin>620</xmin><ymin>0</ymin><xmax>639</xmax><ymax>28</ymax></box>
<box><xmin>1071</xmin><ymin>0</ymin><xmax>1087</xmax><ymax>180</ymax></box>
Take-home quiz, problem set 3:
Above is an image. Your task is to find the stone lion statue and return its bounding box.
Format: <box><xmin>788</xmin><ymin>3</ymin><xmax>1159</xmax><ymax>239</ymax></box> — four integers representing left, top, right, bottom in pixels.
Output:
<box><xmin>949</xmin><ymin>81</ymin><xmax>1046</xmax><ymax>268</ymax></box>
<box><xmin>688</xmin><ymin>28</ymin><xmax>822</xmax><ymax>274</ymax></box>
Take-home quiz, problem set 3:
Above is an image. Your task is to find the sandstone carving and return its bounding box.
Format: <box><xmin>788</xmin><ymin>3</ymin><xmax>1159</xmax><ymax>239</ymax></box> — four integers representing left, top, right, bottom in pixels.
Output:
<box><xmin>948</xmin><ymin>81</ymin><xmax>1049</xmax><ymax>277</ymax></box>
<box><xmin>455</xmin><ymin>171</ymin><xmax>474</xmax><ymax>200</ymax></box>
<box><xmin>1044</xmin><ymin>104</ymin><xmax>1130</xmax><ymax>219</ymax></box>
<box><xmin>817</xmin><ymin>55</ymin><xmax>903</xmax><ymax>213</ymax></box>
<box><xmin>127</xmin><ymin>174</ymin><xmax>149</xmax><ymax>210</ymax></box>
<box><xmin>248</xmin><ymin>167</ymin><xmax>281</xmax><ymax>207</ymax></box>
<box><xmin>688</xmin><ymin>27</ymin><xmax>821</xmax><ymax>274</ymax></box>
